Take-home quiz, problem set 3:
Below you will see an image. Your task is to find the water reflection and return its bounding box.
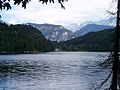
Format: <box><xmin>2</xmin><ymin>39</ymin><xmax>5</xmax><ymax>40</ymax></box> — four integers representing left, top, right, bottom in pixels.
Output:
<box><xmin>0</xmin><ymin>52</ymin><xmax>109</xmax><ymax>90</ymax></box>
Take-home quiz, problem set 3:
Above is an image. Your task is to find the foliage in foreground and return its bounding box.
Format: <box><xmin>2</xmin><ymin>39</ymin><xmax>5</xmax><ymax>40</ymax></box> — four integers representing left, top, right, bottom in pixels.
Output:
<box><xmin>0</xmin><ymin>0</ymin><xmax>68</xmax><ymax>11</ymax></box>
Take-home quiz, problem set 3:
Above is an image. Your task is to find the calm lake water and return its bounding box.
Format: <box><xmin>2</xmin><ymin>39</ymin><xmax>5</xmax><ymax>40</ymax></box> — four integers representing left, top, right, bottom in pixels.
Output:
<box><xmin>0</xmin><ymin>52</ymin><xmax>110</xmax><ymax>90</ymax></box>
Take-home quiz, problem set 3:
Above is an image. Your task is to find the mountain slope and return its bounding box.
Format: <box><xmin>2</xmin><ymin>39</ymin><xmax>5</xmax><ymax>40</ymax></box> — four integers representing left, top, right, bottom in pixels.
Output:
<box><xmin>26</xmin><ymin>23</ymin><xmax>74</xmax><ymax>42</ymax></box>
<box><xmin>59</xmin><ymin>29</ymin><xmax>115</xmax><ymax>51</ymax></box>
<box><xmin>0</xmin><ymin>23</ymin><xmax>54</xmax><ymax>54</ymax></box>
<box><xmin>74</xmin><ymin>24</ymin><xmax>114</xmax><ymax>37</ymax></box>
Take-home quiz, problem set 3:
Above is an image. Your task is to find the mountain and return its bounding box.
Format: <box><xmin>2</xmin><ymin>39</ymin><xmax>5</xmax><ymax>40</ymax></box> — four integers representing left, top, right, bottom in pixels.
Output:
<box><xmin>64</xmin><ymin>17</ymin><xmax>115</xmax><ymax>32</ymax></box>
<box><xmin>59</xmin><ymin>29</ymin><xmax>115</xmax><ymax>52</ymax></box>
<box><xmin>64</xmin><ymin>23</ymin><xmax>79</xmax><ymax>32</ymax></box>
<box><xmin>0</xmin><ymin>23</ymin><xmax>54</xmax><ymax>54</ymax></box>
<box><xmin>74</xmin><ymin>24</ymin><xmax>114</xmax><ymax>37</ymax></box>
<box><xmin>79</xmin><ymin>17</ymin><xmax>116</xmax><ymax>28</ymax></box>
<box><xmin>26</xmin><ymin>23</ymin><xmax>74</xmax><ymax>42</ymax></box>
<box><xmin>95</xmin><ymin>17</ymin><xmax>116</xmax><ymax>26</ymax></box>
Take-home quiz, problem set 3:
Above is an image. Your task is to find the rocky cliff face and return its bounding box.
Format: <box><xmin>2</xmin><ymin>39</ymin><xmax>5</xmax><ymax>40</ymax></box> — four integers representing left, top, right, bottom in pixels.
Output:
<box><xmin>27</xmin><ymin>23</ymin><xmax>74</xmax><ymax>42</ymax></box>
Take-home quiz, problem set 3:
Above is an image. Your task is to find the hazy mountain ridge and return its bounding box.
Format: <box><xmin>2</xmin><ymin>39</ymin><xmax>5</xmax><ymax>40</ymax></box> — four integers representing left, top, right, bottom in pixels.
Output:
<box><xmin>74</xmin><ymin>24</ymin><xmax>114</xmax><ymax>37</ymax></box>
<box><xmin>65</xmin><ymin>17</ymin><xmax>115</xmax><ymax>32</ymax></box>
<box><xmin>95</xmin><ymin>17</ymin><xmax>116</xmax><ymax>26</ymax></box>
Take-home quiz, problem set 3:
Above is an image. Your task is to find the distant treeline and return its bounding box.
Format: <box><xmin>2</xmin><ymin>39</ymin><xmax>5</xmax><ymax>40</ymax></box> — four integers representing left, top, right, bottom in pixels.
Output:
<box><xmin>0</xmin><ymin>23</ymin><xmax>54</xmax><ymax>54</ymax></box>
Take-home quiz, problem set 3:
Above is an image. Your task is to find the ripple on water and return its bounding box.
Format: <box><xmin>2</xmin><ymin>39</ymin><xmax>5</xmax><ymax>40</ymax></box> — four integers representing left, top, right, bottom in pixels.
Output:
<box><xmin>0</xmin><ymin>52</ymin><xmax>109</xmax><ymax>90</ymax></box>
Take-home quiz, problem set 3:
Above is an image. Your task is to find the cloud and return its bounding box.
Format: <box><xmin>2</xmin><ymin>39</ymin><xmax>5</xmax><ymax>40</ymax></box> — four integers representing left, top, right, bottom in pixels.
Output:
<box><xmin>1</xmin><ymin>0</ymin><xmax>113</xmax><ymax>25</ymax></box>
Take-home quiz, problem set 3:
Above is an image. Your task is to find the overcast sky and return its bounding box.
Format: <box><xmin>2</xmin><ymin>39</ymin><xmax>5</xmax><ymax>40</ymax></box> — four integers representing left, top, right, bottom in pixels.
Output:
<box><xmin>0</xmin><ymin>0</ymin><xmax>113</xmax><ymax>26</ymax></box>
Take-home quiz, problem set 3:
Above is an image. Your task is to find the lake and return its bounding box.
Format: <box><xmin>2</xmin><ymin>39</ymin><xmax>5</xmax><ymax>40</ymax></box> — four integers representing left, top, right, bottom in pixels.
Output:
<box><xmin>0</xmin><ymin>52</ymin><xmax>110</xmax><ymax>90</ymax></box>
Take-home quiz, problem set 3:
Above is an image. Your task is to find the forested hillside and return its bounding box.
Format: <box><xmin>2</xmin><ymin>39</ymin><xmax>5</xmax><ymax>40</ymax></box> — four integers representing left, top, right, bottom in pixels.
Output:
<box><xmin>0</xmin><ymin>23</ymin><xmax>54</xmax><ymax>54</ymax></box>
<box><xmin>58</xmin><ymin>29</ymin><xmax>116</xmax><ymax>51</ymax></box>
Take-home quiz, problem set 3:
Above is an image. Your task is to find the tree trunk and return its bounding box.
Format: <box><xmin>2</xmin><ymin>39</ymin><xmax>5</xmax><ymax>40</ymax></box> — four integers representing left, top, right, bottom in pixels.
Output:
<box><xmin>111</xmin><ymin>0</ymin><xmax>120</xmax><ymax>90</ymax></box>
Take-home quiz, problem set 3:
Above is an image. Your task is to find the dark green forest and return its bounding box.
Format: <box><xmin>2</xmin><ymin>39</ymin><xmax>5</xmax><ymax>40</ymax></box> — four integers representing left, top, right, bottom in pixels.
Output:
<box><xmin>0</xmin><ymin>23</ymin><xmax>54</xmax><ymax>54</ymax></box>
<box><xmin>58</xmin><ymin>29</ymin><xmax>116</xmax><ymax>52</ymax></box>
<box><xmin>0</xmin><ymin>22</ymin><xmax>118</xmax><ymax>53</ymax></box>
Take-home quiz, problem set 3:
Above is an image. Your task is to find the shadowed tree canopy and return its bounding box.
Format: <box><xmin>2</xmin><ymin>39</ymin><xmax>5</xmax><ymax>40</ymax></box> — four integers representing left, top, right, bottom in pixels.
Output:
<box><xmin>0</xmin><ymin>0</ymin><xmax>68</xmax><ymax>10</ymax></box>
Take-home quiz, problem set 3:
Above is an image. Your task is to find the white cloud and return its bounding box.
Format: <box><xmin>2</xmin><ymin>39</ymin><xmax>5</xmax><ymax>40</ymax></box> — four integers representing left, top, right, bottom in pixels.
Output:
<box><xmin>1</xmin><ymin>0</ymin><xmax>113</xmax><ymax>25</ymax></box>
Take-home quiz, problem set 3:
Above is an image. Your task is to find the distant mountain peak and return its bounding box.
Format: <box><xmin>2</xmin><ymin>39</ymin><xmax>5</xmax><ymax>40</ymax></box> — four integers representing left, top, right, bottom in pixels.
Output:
<box><xmin>74</xmin><ymin>24</ymin><xmax>114</xmax><ymax>37</ymax></box>
<box><xmin>95</xmin><ymin>17</ymin><xmax>116</xmax><ymax>26</ymax></box>
<box><xmin>64</xmin><ymin>17</ymin><xmax>116</xmax><ymax>32</ymax></box>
